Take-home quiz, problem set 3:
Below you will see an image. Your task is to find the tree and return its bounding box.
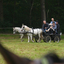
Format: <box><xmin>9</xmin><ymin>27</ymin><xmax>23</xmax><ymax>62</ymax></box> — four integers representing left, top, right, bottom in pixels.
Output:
<box><xmin>30</xmin><ymin>0</ymin><xmax>34</xmax><ymax>27</ymax></box>
<box><xmin>0</xmin><ymin>0</ymin><xmax>3</xmax><ymax>21</ymax></box>
<box><xmin>41</xmin><ymin>0</ymin><xmax>46</xmax><ymax>22</ymax></box>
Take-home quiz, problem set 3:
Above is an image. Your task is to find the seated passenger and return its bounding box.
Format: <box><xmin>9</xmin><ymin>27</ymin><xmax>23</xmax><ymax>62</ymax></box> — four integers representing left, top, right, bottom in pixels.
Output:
<box><xmin>42</xmin><ymin>20</ymin><xmax>49</xmax><ymax>32</ymax></box>
<box><xmin>50</xmin><ymin>18</ymin><xmax>56</xmax><ymax>24</ymax></box>
<box><xmin>56</xmin><ymin>20</ymin><xmax>60</xmax><ymax>34</ymax></box>
<box><xmin>51</xmin><ymin>22</ymin><xmax>57</xmax><ymax>31</ymax></box>
<box><xmin>46</xmin><ymin>22</ymin><xmax>57</xmax><ymax>34</ymax></box>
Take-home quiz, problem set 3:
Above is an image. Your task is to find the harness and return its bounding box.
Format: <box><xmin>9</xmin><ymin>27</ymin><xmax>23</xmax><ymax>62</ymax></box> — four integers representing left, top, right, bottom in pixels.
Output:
<box><xmin>32</xmin><ymin>27</ymin><xmax>34</xmax><ymax>34</ymax></box>
<box><xmin>26</xmin><ymin>28</ymin><xmax>34</xmax><ymax>34</ymax></box>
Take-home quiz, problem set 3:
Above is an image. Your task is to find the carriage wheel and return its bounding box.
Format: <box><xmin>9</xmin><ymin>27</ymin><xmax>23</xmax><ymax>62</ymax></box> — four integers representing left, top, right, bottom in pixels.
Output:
<box><xmin>35</xmin><ymin>38</ymin><xmax>38</xmax><ymax>42</ymax></box>
<box><xmin>54</xmin><ymin>36</ymin><xmax>59</xmax><ymax>43</ymax></box>
<box><xmin>45</xmin><ymin>36</ymin><xmax>51</xmax><ymax>42</ymax></box>
<box><xmin>34</xmin><ymin>35</ymin><xmax>39</xmax><ymax>42</ymax></box>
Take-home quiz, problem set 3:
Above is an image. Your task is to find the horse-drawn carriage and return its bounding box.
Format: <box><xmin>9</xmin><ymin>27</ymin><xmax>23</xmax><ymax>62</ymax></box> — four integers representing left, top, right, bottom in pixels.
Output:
<box><xmin>35</xmin><ymin>31</ymin><xmax>61</xmax><ymax>43</ymax></box>
<box><xmin>13</xmin><ymin>24</ymin><xmax>61</xmax><ymax>43</ymax></box>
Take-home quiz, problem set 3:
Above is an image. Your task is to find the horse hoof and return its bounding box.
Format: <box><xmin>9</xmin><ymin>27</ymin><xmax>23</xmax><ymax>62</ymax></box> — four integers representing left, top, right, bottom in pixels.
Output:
<box><xmin>22</xmin><ymin>40</ymin><xmax>24</xmax><ymax>41</ymax></box>
<box><xmin>37</xmin><ymin>40</ymin><xmax>40</xmax><ymax>43</ymax></box>
<box><xmin>21</xmin><ymin>40</ymin><xmax>24</xmax><ymax>42</ymax></box>
<box><xmin>32</xmin><ymin>41</ymin><xmax>34</xmax><ymax>42</ymax></box>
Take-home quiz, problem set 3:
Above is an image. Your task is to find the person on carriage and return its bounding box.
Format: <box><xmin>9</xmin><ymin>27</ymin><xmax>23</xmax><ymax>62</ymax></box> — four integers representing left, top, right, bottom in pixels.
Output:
<box><xmin>56</xmin><ymin>20</ymin><xmax>60</xmax><ymax>34</ymax></box>
<box><xmin>52</xmin><ymin>22</ymin><xmax>57</xmax><ymax>30</ymax></box>
<box><xmin>46</xmin><ymin>22</ymin><xmax>57</xmax><ymax>34</ymax></box>
<box><xmin>50</xmin><ymin>18</ymin><xmax>56</xmax><ymax>24</ymax></box>
<box><xmin>42</xmin><ymin>20</ymin><xmax>49</xmax><ymax>32</ymax></box>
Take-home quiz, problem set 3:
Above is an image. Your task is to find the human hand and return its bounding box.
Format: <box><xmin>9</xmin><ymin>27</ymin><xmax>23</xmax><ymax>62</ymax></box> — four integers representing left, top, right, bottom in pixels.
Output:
<box><xmin>50</xmin><ymin>26</ymin><xmax>52</xmax><ymax>28</ymax></box>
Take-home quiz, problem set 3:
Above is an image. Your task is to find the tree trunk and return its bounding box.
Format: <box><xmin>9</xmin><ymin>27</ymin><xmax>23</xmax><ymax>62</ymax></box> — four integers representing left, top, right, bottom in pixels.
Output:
<box><xmin>0</xmin><ymin>0</ymin><xmax>3</xmax><ymax>21</ymax></box>
<box><xmin>13</xmin><ymin>1</ymin><xmax>16</xmax><ymax>27</ymax></box>
<box><xmin>30</xmin><ymin>0</ymin><xmax>34</xmax><ymax>27</ymax></box>
<box><xmin>41</xmin><ymin>0</ymin><xmax>46</xmax><ymax>22</ymax></box>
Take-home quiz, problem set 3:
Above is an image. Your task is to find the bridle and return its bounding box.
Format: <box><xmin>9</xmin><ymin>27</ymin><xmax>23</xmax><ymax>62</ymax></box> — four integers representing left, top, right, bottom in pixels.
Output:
<box><xmin>13</xmin><ymin>29</ymin><xmax>16</xmax><ymax>34</ymax></box>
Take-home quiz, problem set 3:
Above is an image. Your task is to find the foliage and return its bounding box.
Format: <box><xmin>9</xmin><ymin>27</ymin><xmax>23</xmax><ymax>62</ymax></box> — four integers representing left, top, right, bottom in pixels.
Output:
<box><xmin>0</xmin><ymin>0</ymin><xmax>64</xmax><ymax>32</ymax></box>
<box><xmin>45</xmin><ymin>0</ymin><xmax>64</xmax><ymax>32</ymax></box>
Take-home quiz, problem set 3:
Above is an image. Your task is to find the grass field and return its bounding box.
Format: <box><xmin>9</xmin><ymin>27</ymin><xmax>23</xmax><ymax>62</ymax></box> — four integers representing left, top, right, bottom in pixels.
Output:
<box><xmin>0</xmin><ymin>34</ymin><xmax>64</xmax><ymax>64</ymax></box>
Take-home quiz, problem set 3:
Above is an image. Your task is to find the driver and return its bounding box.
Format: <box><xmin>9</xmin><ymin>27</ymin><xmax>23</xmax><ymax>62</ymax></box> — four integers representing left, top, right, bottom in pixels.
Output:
<box><xmin>42</xmin><ymin>20</ymin><xmax>49</xmax><ymax>32</ymax></box>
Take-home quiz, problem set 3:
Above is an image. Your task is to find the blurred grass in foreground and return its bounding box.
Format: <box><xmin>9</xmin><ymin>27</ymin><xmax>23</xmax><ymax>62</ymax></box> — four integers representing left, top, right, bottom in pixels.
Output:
<box><xmin>0</xmin><ymin>34</ymin><xmax>64</xmax><ymax>64</ymax></box>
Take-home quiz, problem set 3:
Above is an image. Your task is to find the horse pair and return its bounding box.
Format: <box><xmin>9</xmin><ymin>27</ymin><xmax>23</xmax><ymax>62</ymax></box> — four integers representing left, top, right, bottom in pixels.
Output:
<box><xmin>13</xmin><ymin>24</ymin><xmax>43</xmax><ymax>42</ymax></box>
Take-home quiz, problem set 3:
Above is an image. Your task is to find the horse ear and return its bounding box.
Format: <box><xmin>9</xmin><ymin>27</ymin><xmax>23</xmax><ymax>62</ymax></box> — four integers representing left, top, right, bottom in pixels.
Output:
<box><xmin>0</xmin><ymin>43</ymin><xmax>32</xmax><ymax>64</ymax></box>
<box><xmin>13</xmin><ymin>27</ymin><xmax>15</xmax><ymax>29</ymax></box>
<box><xmin>22</xmin><ymin>24</ymin><xmax>24</xmax><ymax>26</ymax></box>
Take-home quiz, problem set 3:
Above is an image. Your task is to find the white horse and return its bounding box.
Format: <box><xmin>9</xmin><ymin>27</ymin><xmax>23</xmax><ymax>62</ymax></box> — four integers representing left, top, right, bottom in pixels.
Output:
<box><xmin>21</xmin><ymin>24</ymin><xmax>43</xmax><ymax>42</ymax></box>
<box><xmin>13</xmin><ymin>27</ymin><xmax>26</xmax><ymax>42</ymax></box>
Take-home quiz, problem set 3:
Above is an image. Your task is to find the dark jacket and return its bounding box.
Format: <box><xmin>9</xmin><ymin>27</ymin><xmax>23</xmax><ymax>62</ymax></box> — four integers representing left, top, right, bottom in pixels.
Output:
<box><xmin>56</xmin><ymin>24</ymin><xmax>60</xmax><ymax>33</ymax></box>
<box><xmin>42</xmin><ymin>23</ymin><xmax>49</xmax><ymax>31</ymax></box>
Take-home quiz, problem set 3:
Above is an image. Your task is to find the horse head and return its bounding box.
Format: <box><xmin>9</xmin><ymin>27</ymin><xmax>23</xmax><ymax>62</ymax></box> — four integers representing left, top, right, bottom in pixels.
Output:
<box><xmin>21</xmin><ymin>24</ymin><xmax>27</xmax><ymax>31</ymax></box>
<box><xmin>13</xmin><ymin>27</ymin><xmax>16</xmax><ymax>34</ymax></box>
<box><xmin>21</xmin><ymin>24</ymin><xmax>25</xmax><ymax>30</ymax></box>
<box><xmin>13</xmin><ymin>27</ymin><xmax>22</xmax><ymax>34</ymax></box>
<box><xmin>21</xmin><ymin>24</ymin><xmax>31</xmax><ymax>32</ymax></box>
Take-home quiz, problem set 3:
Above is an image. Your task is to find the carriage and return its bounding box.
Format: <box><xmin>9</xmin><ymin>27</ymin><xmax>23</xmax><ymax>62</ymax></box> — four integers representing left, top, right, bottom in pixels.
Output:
<box><xmin>35</xmin><ymin>31</ymin><xmax>61</xmax><ymax>43</ymax></box>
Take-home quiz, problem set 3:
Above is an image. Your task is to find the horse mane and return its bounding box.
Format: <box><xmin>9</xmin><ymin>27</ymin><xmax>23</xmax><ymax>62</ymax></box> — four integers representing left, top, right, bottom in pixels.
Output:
<box><xmin>24</xmin><ymin>25</ymin><xmax>31</xmax><ymax>31</ymax></box>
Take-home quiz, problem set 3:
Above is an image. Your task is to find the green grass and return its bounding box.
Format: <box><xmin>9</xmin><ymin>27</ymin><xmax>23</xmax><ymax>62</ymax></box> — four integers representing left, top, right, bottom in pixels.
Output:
<box><xmin>0</xmin><ymin>34</ymin><xmax>64</xmax><ymax>64</ymax></box>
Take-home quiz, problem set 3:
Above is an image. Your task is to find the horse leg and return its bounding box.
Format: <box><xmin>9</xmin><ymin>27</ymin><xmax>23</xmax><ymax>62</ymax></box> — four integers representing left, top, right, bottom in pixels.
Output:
<box><xmin>30</xmin><ymin>34</ymin><xmax>34</xmax><ymax>42</ymax></box>
<box><xmin>38</xmin><ymin>34</ymin><xmax>41</xmax><ymax>42</ymax></box>
<box><xmin>28</xmin><ymin>35</ymin><xmax>30</xmax><ymax>42</ymax></box>
<box><xmin>20</xmin><ymin>34</ymin><xmax>24</xmax><ymax>42</ymax></box>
